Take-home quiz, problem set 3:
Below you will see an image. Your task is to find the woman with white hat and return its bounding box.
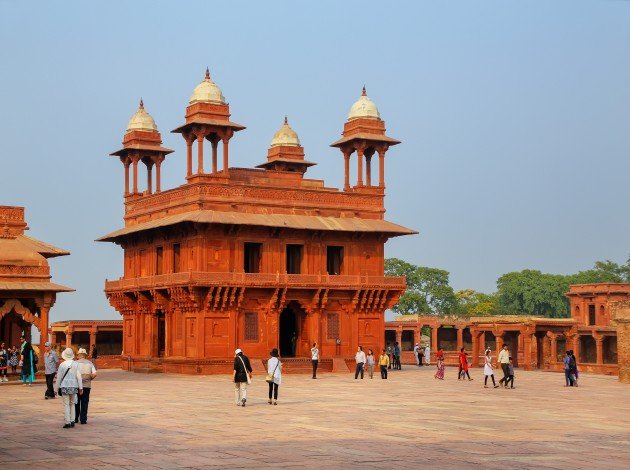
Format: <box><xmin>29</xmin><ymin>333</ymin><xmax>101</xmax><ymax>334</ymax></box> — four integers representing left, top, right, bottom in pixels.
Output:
<box><xmin>55</xmin><ymin>348</ymin><xmax>83</xmax><ymax>428</ymax></box>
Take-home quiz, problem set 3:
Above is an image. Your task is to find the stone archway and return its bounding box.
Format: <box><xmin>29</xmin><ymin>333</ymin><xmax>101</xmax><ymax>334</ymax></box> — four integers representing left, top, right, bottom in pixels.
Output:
<box><xmin>0</xmin><ymin>299</ymin><xmax>42</xmax><ymax>346</ymax></box>
<box><xmin>279</xmin><ymin>301</ymin><xmax>306</xmax><ymax>357</ymax></box>
<box><xmin>0</xmin><ymin>299</ymin><xmax>41</xmax><ymax>331</ymax></box>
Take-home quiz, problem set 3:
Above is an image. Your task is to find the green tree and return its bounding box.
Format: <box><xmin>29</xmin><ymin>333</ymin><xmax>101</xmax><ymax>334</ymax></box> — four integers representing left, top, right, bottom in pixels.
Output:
<box><xmin>569</xmin><ymin>256</ymin><xmax>630</xmax><ymax>284</ymax></box>
<box><xmin>454</xmin><ymin>289</ymin><xmax>499</xmax><ymax>316</ymax></box>
<box><xmin>496</xmin><ymin>270</ymin><xmax>571</xmax><ymax>318</ymax></box>
<box><xmin>385</xmin><ymin>258</ymin><xmax>458</xmax><ymax>314</ymax></box>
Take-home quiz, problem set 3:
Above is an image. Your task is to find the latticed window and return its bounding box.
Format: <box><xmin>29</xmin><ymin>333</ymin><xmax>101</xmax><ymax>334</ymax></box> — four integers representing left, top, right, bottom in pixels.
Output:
<box><xmin>327</xmin><ymin>313</ymin><xmax>340</xmax><ymax>340</ymax></box>
<box><xmin>244</xmin><ymin>312</ymin><xmax>258</xmax><ymax>341</ymax></box>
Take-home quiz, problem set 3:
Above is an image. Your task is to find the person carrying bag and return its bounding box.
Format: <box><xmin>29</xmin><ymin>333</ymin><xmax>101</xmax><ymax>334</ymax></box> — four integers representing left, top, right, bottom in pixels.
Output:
<box><xmin>266</xmin><ymin>348</ymin><xmax>282</xmax><ymax>405</ymax></box>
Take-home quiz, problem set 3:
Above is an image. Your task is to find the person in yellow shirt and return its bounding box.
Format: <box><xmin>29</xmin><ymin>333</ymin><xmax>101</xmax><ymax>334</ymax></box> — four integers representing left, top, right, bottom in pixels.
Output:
<box><xmin>378</xmin><ymin>349</ymin><xmax>390</xmax><ymax>379</ymax></box>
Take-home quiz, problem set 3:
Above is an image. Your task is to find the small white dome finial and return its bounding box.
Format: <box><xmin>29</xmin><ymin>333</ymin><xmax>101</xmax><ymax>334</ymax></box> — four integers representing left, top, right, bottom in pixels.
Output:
<box><xmin>270</xmin><ymin>116</ymin><xmax>300</xmax><ymax>147</ymax></box>
<box><xmin>189</xmin><ymin>68</ymin><xmax>226</xmax><ymax>105</ymax></box>
<box><xmin>347</xmin><ymin>86</ymin><xmax>380</xmax><ymax>121</ymax></box>
<box><xmin>126</xmin><ymin>99</ymin><xmax>158</xmax><ymax>133</ymax></box>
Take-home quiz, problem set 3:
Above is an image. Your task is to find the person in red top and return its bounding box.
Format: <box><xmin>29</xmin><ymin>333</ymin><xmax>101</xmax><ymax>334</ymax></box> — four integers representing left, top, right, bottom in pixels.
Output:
<box><xmin>458</xmin><ymin>347</ymin><xmax>473</xmax><ymax>381</ymax></box>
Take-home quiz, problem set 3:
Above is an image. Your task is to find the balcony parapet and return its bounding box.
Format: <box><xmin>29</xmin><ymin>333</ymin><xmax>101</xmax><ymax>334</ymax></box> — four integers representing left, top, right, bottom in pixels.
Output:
<box><xmin>105</xmin><ymin>272</ymin><xmax>406</xmax><ymax>292</ymax></box>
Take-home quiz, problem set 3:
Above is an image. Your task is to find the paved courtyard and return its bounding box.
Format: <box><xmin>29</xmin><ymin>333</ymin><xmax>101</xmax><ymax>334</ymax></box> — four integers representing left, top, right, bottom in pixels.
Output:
<box><xmin>0</xmin><ymin>366</ymin><xmax>629</xmax><ymax>469</ymax></box>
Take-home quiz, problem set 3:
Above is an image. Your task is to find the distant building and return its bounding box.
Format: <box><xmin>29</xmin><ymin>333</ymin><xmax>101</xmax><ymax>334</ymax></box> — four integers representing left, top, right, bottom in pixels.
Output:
<box><xmin>98</xmin><ymin>71</ymin><xmax>416</xmax><ymax>373</ymax></box>
<box><xmin>385</xmin><ymin>282</ymin><xmax>628</xmax><ymax>376</ymax></box>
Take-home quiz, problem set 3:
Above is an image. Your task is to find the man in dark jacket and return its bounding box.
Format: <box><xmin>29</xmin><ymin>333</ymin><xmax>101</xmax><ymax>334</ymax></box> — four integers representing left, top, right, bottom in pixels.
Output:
<box><xmin>233</xmin><ymin>348</ymin><xmax>253</xmax><ymax>406</ymax></box>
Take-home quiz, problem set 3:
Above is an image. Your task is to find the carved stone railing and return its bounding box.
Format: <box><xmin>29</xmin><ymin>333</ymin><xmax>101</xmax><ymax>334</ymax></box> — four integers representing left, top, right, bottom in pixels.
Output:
<box><xmin>105</xmin><ymin>272</ymin><xmax>406</xmax><ymax>292</ymax></box>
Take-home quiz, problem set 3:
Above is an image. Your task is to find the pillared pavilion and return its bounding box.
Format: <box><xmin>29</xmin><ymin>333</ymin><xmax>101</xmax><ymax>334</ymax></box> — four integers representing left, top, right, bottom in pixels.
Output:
<box><xmin>0</xmin><ymin>206</ymin><xmax>73</xmax><ymax>359</ymax></box>
<box><xmin>99</xmin><ymin>70</ymin><xmax>416</xmax><ymax>373</ymax></box>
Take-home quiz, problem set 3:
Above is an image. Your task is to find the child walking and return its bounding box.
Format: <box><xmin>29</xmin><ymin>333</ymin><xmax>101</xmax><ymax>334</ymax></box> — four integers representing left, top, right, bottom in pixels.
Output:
<box><xmin>366</xmin><ymin>349</ymin><xmax>375</xmax><ymax>379</ymax></box>
<box><xmin>505</xmin><ymin>357</ymin><xmax>515</xmax><ymax>389</ymax></box>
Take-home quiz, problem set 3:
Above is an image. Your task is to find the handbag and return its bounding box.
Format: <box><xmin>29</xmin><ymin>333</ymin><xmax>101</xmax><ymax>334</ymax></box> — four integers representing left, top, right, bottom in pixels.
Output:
<box><xmin>266</xmin><ymin>358</ymin><xmax>280</xmax><ymax>384</ymax></box>
<box><xmin>56</xmin><ymin>365</ymin><xmax>72</xmax><ymax>396</ymax></box>
<box><xmin>237</xmin><ymin>355</ymin><xmax>251</xmax><ymax>385</ymax></box>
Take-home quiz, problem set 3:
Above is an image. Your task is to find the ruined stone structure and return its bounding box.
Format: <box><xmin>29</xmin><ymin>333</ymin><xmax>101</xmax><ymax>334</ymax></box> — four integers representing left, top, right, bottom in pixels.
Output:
<box><xmin>99</xmin><ymin>71</ymin><xmax>415</xmax><ymax>373</ymax></box>
<box><xmin>386</xmin><ymin>283</ymin><xmax>628</xmax><ymax>376</ymax></box>
<box><xmin>0</xmin><ymin>206</ymin><xmax>72</xmax><ymax>360</ymax></box>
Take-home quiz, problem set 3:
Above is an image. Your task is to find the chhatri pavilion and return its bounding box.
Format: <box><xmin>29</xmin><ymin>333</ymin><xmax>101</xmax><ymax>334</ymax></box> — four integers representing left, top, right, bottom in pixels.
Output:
<box><xmin>98</xmin><ymin>70</ymin><xmax>416</xmax><ymax>373</ymax></box>
<box><xmin>0</xmin><ymin>206</ymin><xmax>73</xmax><ymax>359</ymax></box>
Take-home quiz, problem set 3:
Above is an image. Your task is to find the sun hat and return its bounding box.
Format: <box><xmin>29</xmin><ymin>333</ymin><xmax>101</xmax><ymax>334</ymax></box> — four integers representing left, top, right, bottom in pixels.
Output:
<box><xmin>77</xmin><ymin>348</ymin><xmax>87</xmax><ymax>355</ymax></box>
<box><xmin>61</xmin><ymin>347</ymin><xmax>74</xmax><ymax>361</ymax></box>
<box><xmin>235</xmin><ymin>348</ymin><xmax>242</xmax><ymax>356</ymax></box>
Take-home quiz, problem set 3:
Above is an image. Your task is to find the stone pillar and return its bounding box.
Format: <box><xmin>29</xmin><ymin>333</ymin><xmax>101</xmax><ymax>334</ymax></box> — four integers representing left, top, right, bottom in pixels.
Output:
<box><xmin>132</xmin><ymin>156</ymin><xmax>139</xmax><ymax>194</ymax></box>
<box><xmin>572</xmin><ymin>334</ymin><xmax>580</xmax><ymax>361</ymax></box>
<box><xmin>594</xmin><ymin>334</ymin><xmax>604</xmax><ymax>365</ymax></box>
<box><xmin>471</xmin><ymin>329</ymin><xmax>479</xmax><ymax>368</ymax></box>
<box><xmin>365</xmin><ymin>152</ymin><xmax>372</xmax><ymax>187</ymax></box>
<box><xmin>431</xmin><ymin>326</ymin><xmax>438</xmax><ymax>350</ymax></box>
<box><xmin>211</xmin><ymin>139</ymin><xmax>218</xmax><ymax>174</ymax></box>
<box><xmin>548</xmin><ymin>332</ymin><xmax>557</xmax><ymax>364</ymax></box>
<box><xmin>155</xmin><ymin>156</ymin><xmax>163</xmax><ymax>193</ymax></box>
<box><xmin>378</xmin><ymin>147</ymin><xmax>386</xmax><ymax>188</ymax></box>
<box><xmin>343</xmin><ymin>152</ymin><xmax>350</xmax><ymax>190</ymax></box>
<box><xmin>522</xmin><ymin>331</ymin><xmax>534</xmax><ymax>371</ymax></box>
<box><xmin>89</xmin><ymin>328</ymin><xmax>97</xmax><ymax>356</ymax></box>
<box><xmin>610</xmin><ymin>299</ymin><xmax>630</xmax><ymax>383</ymax></box>
<box><xmin>478</xmin><ymin>331</ymin><xmax>486</xmax><ymax>364</ymax></box>
<box><xmin>123</xmin><ymin>159</ymin><xmax>130</xmax><ymax>196</ymax></box>
<box><xmin>39</xmin><ymin>306</ymin><xmax>50</xmax><ymax>364</ymax></box>
<box><xmin>65</xmin><ymin>327</ymin><xmax>73</xmax><ymax>347</ymax></box>
<box><xmin>395</xmin><ymin>329</ymin><xmax>402</xmax><ymax>349</ymax></box>
<box><xmin>145</xmin><ymin>160</ymin><xmax>153</xmax><ymax>195</ymax></box>
<box><xmin>357</xmin><ymin>148</ymin><xmax>364</xmax><ymax>187</ymax></box>
<box><xmin>456</xmin><ymin>326</ymin><xmax>463</xmax><ymax>351</ymax></box>
<box><xmin>186</xmin><ymin>135</ymin><xmax>193</xmax><ymax>177</ymax></box>
<box><xmin>197</xmin><ymin>133</ymin><xmax>204</xmax><ymax>174</ymax></box>
<box><xmin>222</xmin><ymin>138</ymin><xmax>229</xmax><ymax>173</ymax></box>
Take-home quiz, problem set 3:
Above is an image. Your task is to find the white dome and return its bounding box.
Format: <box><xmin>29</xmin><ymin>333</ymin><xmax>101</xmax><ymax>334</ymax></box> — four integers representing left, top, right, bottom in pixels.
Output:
<box><xmin>270</xmin><ymin>117</ymin><xmax>300</xmax><ymax>147</ymax></box>
<box><xmin>347</xmin><ymin>86</ymin><xmax>380</xmax><ymax>120</ymax></box>
<box><xmin>126</xmin><ymin>99</ymin><xmax>158</xmax><ymax>132</ymax></box>
<box><xmin>189</xmin><ymin>68</ymin><xmax>226</xmax><ymax>105</ymax></box>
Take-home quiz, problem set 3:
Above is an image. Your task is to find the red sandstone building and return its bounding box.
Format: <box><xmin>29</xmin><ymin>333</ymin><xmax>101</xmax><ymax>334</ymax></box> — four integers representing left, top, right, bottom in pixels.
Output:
<box><xmin>386</xmin><ymin>283</ymin><xmax>627</xmax><ymax>375</ymax></box>
<box><xmin>99</xmin><ymin>71</ymin><xmax>416</xmax><ymax>373</ymax></box>
<box><xmin>0</xmin><ymin>206</ymin><xmax>72</xmax><ymax>359</ymax></box>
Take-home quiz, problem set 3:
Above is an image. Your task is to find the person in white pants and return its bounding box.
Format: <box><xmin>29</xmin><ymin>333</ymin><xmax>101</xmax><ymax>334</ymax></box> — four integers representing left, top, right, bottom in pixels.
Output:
<box><xmin>55</xmin><ymin>348</ymin><xmax>83</xmax><ymax>428</ymax></box>
<box><xmin>233</xmin><ymin>348</ymin><xmax>252</xmax><ymax>406</ymax></box>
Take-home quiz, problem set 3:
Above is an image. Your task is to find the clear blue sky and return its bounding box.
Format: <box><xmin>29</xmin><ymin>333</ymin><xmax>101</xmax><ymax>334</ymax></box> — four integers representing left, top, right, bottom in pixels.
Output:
<box><xmin>1</xmin><ymin>1</ymin><xmax>628</xmax><ymax>324</ymax></box>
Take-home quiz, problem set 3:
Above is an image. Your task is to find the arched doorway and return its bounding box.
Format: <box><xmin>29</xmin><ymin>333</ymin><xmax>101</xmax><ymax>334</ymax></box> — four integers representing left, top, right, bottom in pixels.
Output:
<box><xmin>279</xmin><ymin>306</ymin><xmax>299</xmax><ymax>357</ymax></box>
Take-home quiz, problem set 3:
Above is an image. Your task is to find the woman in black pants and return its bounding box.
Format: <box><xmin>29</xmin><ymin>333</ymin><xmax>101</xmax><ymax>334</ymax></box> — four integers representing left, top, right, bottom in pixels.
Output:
<box><xmin>267</xmin><ymin>348</ymin><xmax>282</xmax><ymax>405</ymax></box>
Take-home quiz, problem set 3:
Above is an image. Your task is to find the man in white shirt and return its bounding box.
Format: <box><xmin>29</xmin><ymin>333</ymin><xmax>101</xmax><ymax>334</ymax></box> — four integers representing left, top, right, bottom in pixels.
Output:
<box><xmin>354</xmin><ymin>346</ymin><xmax>366</xmax><ymax>379</ymax></box>
<box><xmin>311</xmin><ymin>342</ymin><xmax>319</xmax><ymax>379</ymax></box>
<box><xmin>75</xmin><ymin>348</ymin><xmax>97</xmax><ymax>424</ymax></box>
<box><xmin>497</xmin><ymin>344</ymin><xmax>510</xmax><ymax>387</ymax></box>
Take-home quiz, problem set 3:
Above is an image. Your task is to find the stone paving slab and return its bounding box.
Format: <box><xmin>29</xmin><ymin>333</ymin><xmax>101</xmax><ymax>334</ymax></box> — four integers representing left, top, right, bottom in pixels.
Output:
<box><xmin>0</xmin><ymin>367</ymin><xmax>628</xmax><ymax>468</ymax></box>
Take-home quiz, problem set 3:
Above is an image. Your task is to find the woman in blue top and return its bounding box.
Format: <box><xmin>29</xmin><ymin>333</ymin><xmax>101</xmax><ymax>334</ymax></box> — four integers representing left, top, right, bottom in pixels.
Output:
<box><xmin>19</xmin><ymin>335</ymin><xmax>37</xmax><ymax>385</ymax></box>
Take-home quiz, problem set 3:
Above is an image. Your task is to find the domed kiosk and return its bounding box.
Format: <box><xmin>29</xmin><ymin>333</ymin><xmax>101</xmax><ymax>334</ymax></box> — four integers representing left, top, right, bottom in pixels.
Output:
<box><xmin>0</xmin><ymin>206</ymin><xmax>72</xmax><ymax>359</ymax></box>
